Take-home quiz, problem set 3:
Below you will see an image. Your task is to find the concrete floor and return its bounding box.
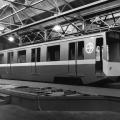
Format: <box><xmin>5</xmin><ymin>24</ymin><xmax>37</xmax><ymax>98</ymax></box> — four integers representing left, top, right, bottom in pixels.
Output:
<box><xmin>0</xmin><ymin>105</ymin><xmax>119</xmax><ymax>120</ymax></box>
<box><xmin>0</xmin><ymin>79</ymin><xmax>120</xmax><ymax>97</ymax></box>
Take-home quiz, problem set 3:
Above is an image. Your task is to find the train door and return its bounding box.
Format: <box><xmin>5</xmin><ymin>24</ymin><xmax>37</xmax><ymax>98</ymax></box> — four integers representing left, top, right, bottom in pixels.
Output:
<box><xmin>31</xmin><ymin>47</ymin><xmax>40</xmax><ymax>73</ymax></box>
<box><xmin>69</xmin><ymin>41</ymin><xmax>84</xmax><ymax>76</ymax></box>
<box><xmin>95</xmin><ymin>37</ymin><xmax>103</xmax><ymax>73</ymax></box>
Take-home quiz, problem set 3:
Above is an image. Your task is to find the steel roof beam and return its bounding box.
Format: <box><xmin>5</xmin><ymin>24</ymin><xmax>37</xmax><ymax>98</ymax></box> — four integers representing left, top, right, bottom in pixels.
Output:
<box><xmin>80</xmin><ymin>0</ymin><xmax>120</xmax><ymax>19</ymax></box>
<box><xmin>0</xmin><ymin>0</ymin><xmax>44</xmax><ymax>21</ymax></box>
<box><xmin>0</xmin><ymin>0</ymin><xmax>110</xmax><ymax>36</ymax></box>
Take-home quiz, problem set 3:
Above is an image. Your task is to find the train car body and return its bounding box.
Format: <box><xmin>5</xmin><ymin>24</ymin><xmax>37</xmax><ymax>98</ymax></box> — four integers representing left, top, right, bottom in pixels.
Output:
<box><xmin>0</xmin><ymin>31</ymin><xmax>119</xmax><ymax>84</ymax></box>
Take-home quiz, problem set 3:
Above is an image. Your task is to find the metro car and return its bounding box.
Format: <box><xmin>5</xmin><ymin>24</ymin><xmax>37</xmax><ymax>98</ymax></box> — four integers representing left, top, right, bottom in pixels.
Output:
<box><xmin>0</xmin><ymin>31</ymin><xmax>119</xmax><ymax>84</ymax></box>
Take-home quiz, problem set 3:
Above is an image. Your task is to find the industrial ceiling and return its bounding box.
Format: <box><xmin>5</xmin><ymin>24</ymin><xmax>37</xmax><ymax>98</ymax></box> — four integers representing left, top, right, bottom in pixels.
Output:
<box><xmin>0</xmin><ymin>0</ymin><xmax>120</xmax><ymax>48</ymax></box>
<box><xmin>0</xmin><ymin>0</ymin><xmax>97</xmax><ymax>34</ymax></box>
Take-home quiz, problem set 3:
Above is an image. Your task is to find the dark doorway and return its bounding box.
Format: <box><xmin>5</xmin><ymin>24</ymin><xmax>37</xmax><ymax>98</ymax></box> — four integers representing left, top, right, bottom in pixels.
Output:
<box><xmin>95</xmin><ymin>38</ymin><xmax>103</xmax><ymax>73</ymax></box>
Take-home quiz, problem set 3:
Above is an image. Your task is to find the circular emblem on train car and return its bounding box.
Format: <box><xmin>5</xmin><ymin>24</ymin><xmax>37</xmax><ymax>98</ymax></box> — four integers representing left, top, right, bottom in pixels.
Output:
<box><xmin>85</xmin><ymin>42</ymin><xmax>94</xmax><ymax>54</ymax></box>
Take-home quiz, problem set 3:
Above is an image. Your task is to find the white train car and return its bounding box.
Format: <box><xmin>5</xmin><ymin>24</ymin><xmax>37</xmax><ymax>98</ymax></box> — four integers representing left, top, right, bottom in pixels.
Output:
<box><xmin>0</xmin><ymin>31</ymin><xmax>119</xmax><ymax>84</ymax></box>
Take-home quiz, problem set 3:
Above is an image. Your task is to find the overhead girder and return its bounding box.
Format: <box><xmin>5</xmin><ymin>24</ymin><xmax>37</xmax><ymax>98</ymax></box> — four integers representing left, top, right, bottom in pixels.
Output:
<box><xmin>1</xmin><ymin>0</ymin><xmax>120</xmax><ymax>46</ymax></box>
<box><xmin>0</xmin><ymin>0</ymin><xmax>109</xmax><ymax>36</ymax></box>
<box><xmin>0</xmin><ymin>0</ymin><xmax>46</xmax><ymax>31</ymax></box>
<box><xmin>0</xmin><ymin>0</ymin><xmax>74</xmax><ymax>28</ymax></box>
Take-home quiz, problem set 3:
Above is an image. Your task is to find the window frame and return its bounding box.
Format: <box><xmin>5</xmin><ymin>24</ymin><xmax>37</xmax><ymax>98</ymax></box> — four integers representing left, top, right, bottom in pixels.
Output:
<box><xmin>68</xmin><ymin>40</ymin><xmax>84</xmax><ymax>60</ymax></box>
<box><xmin>7</xmin><ymin>51</ymin><xmax>14</xmax><ymax>64</ymax></box>
<box><xmin>17</xmin><ymin>49</ymin><xmax>26</xmax><ymax>63</ymax></box>
<box><xmin>47</xmin><ymin>45</ymin><xmax>60</xmax><ymax>61</ymax></box>
<box><xmin>31</xmin><ymin>47</ymin><xmax>41</xmax><ymax>62</ymax></box>
<box><xmin>0</xmin><ymin>53</ymin><xmax>4</xmax><ymax>64</ymax></box>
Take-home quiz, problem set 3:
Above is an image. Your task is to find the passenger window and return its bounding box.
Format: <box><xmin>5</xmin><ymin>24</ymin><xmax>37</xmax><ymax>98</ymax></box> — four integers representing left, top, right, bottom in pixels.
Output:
<box><xmin>17</xmin><ymin>50</ymin><xmax>26</xmax><ymax>63</ymax></box>
<box><xmin>78</xmin><ymin>41</ymin><xmax>84</xmax><ymax>60</ymax></box>
<box><xmin>47</xmin><ymin>45</ymin><xmax>60</xmax><ymax>61</ymax></box>
<box><xmin>0</xmin><ymin>54</ymin><xmax>4</xmax><ymax>64</ymax></box>
<box><xmin>8</xmin><ymin>52</ymin><xmax>14</xmax><ymax>63</ymax></box>
<box><xmin>31</xmin><ymin>48</ymin><xmax>41</xmax><ymax>62</ymax></box>
<box><xmin>69</xmin><ymin>42</ymin><xmax>75</xmax><ymax>60</ymax></box>
<box><xmin>69</xmin><ymin>41</ymin><xmax>84</xmax><ymax>60</ymax></box>
<box><xmin>106</xmin><ymin>32</ymin><xmax>120</xmax><ymax>62</ymax></box>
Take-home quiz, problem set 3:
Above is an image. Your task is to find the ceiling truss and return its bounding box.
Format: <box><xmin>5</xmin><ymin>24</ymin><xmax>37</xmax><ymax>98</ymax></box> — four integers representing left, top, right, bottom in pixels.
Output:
<box><xmin>0</xmin><ymin>0</ymin><xmax>120</xmax><ymax>46</ymax></box>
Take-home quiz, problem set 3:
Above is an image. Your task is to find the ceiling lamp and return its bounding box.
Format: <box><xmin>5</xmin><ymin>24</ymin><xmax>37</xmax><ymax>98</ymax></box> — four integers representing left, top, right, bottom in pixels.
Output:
<box><xmin>53</xmin><ymin>25</ymin><xmax>61</xmax><ymax>32</ymax></box>
<box><xmin>8</xmin><ymin>0</ymin><xmax>25</xmax><ymax>4</ymax></box>
<box><xmin>0</xmin><ymin>25</ymin><xmax>5</xmax><ymax>31</ymax></box>
<box><xmin>9</xmin><ymin>0</ymin><xmax>16</xmax><ymax>2</ymax></box>
<box><xmin>8</xmin><ymin>36</ymin><xmax>15</xmax><ymax>42</ymax></box>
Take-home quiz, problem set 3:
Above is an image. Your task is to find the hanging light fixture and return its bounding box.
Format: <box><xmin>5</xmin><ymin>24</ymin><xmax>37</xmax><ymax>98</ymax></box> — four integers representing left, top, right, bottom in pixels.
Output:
<box><xmin>9</xmin><ymin>0</ymin><xmax>16</xmax><ymax>2</ymax></box>
<box><xmin>52</xmin><ymin>24</ymin><xmax>61</xmax><ymax>32</ymax></box>
<box><xmin>0</xmin><ymin>24</ymin><xmax>5</xmax><ymax>32</ymax></box>
<box><xmin>8</xmin><ymin>35</ymin><xmax>15</xmax><ymax>42</ymax></box>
